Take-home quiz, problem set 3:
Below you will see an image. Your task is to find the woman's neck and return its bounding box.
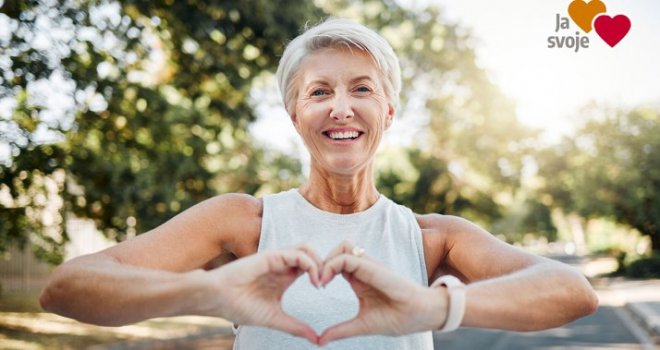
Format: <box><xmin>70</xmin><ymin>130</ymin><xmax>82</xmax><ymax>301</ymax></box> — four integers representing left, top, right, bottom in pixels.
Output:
<box><xmin>299</xmin><ymin>164</ymin><xmax>379</xmax><ymax>214</ymax></box>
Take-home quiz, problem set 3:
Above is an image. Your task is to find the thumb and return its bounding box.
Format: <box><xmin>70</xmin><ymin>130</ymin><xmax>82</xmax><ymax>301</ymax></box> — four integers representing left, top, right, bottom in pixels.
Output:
<box><xmin>318</xmin><ymin>317</ymin><xmax>368</xmax><ymax>346</ymax></box>
<box><xmin>268</xmin><ymin>311</ymin><xmax>320</xmax><ymax>345</ymax></box>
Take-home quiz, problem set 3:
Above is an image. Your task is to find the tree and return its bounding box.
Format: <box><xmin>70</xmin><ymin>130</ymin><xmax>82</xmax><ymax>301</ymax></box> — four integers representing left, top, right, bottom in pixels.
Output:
<box><xmin>0</xmin><ymin>0</ymin><xmax>320</xmax><ymax>263</ymax></box>
<box><xmin>2</xmin><ymin>0</ymin><xmax>541</xmax><ymax>264</ymax></box>
<box><xmin>536</xmin><ymin>106</ymin><xmax>660</xmax><ymax>252</ymax></box>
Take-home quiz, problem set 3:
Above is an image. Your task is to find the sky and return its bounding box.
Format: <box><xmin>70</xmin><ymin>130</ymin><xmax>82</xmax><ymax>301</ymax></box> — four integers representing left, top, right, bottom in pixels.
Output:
<box><xmin>409</xmin><ymin>0</ymin><xmax>660</xmax><ymax>138</ymax></box>
<box><xmin>250</xmin><ymin>0</ymin><xmax>660</xmax><ymax>154</ymax></box>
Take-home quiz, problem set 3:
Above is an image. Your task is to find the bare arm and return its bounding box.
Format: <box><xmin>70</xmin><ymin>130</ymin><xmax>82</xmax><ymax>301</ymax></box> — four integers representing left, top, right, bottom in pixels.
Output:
<box><xmin>40</xmin><ymin>254</ymin><xmax>211</xmax><ymax>326</ymax></box>
<box><xmin>39</xmin><ymin>193</ymin><xmax>260</xmax><ymax>326</ymax></box>
<box><xmin>461</xmin><ymin>259</ymin><xmax>596</xmax><ymax>330</ymax></box>
<box><xmin>425</xmin><ymin>214</ymin><xmax>598</xmax><ymax>331</ymax></box>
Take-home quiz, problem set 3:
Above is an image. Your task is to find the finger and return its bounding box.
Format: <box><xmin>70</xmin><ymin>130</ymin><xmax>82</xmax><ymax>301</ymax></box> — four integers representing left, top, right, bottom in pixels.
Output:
<box><xmin>269</xmin><ymin>312</ymin><xmax>320</xmax><ymax>345</ymax></box>
<box><xmin>322</xmin><ymin>254</ymin><xmax>405</xmax><ymax>293</ymax></box>
<box><xmin>341</xmin><ymin>271</ymin><xmax>363</xmax><ymax>287</ymax></box>
<box><xmin>294</xmin><ymin>243</ymin><xmax>323</xmax><ymax>268</ymax></box>
<box><xmin>294</xmin><ymin>244</ymin><xmax>323</xmax><ymax>285</ymax></box>
<box><xmin>320</xmin><ymin>254</ymin><xmax>365</xmax><ymax>286</ymax></box>
<box><xmin>325</xmin><ymin>240</ymin><xmax>377</xmax><ymax>265</ymax></box>
<box><xmin>318</xmin><ymin>317</ymin><xmax>368</xmax><ymax>346</ymax></box>
<box><xmin>273</xmin><ymin>250</ymin><xmax>321</xmax><ymax>287</ymax></box>
<box><xmin>324</xmin><ymin>240</ymin><xmax>356</xmax><ymax>262</ymax></box>
<box><xmin>220</xmin><ymin>252</ymin><xmax>272</xmax><ymax>282</ymax></box>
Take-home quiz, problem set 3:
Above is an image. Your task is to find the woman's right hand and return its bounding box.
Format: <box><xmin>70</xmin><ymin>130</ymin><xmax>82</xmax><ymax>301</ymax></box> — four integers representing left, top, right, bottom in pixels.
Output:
<box><xmin>193</xmin><ymin>245</ymin><xmax>322</xmax><ymax>344</ymax></box>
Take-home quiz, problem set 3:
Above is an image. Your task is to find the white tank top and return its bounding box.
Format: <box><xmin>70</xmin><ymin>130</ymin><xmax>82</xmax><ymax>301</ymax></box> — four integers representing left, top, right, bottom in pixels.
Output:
<box><xmin>233</xmin><ymin>189</ymin><xmax>434</xmax><ymax>349</ymax></box>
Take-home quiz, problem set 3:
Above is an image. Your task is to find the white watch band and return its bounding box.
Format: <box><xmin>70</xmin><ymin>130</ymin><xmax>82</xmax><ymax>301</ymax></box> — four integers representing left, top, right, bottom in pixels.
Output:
<box><xmin>433</xmin><ymin>275</ymin><xmax>466</xmax><ymax>332</ymax></box>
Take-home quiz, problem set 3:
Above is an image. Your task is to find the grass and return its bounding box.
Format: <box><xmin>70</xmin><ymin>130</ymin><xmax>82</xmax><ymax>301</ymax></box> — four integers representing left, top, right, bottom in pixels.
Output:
<box><xmin>0</xmin><ymin>290</ymin><xmax>233</xmax><ymax>349</ymax></box>
<box><xmin>0</xmin><ymin>326</ymin><xmax>125</xmax><ymax>350</ymax></box>
<box><xmin>0</xmin><ymin>291</ymin><xmax>43</xmax><ymax>312</ymax></box>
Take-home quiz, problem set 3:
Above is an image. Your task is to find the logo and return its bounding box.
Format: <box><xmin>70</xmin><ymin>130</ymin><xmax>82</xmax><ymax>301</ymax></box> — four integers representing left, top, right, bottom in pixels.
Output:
<box><xmin>548</xmin><ymin>0</ymin><xmax>631</xmax><ymax>52</ymax></box>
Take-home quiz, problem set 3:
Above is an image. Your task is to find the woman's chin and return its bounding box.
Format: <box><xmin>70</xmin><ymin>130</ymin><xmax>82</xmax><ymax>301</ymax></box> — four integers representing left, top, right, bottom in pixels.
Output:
<box><xmin>319</xmin><ymin>158</ymin><xmax>369</xmax><ymax>175</ymax></box>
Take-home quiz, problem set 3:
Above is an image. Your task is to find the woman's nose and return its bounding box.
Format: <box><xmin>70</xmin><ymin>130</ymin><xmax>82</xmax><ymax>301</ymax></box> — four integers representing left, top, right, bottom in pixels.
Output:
<box><xmin>329</xmin><ymin>93</ymin><xmax>354</xmax><ymax>120</ymax></box>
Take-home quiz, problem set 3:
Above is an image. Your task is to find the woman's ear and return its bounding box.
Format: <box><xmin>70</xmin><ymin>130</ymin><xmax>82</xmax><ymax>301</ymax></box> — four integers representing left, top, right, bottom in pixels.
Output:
<box><xmin>384</xmin><ymin>103</ymin><xmax>395</xmax><ymax>130</ymax></box>
<box><xmin>290</xmin><ymin>112</ymin><xmax>301</xmax><ymax>133</ymax></box>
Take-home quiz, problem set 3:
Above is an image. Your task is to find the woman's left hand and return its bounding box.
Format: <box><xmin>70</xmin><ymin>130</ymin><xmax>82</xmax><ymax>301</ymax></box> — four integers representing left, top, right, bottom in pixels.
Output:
<box><xmin>318</xmin><ymin>241</ymin><xmax>449</xmax><ymax>345</ymax></box>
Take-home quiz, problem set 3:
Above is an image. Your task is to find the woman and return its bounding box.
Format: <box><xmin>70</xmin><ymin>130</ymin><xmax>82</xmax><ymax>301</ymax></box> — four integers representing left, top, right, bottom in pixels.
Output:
<box><xmin>40</xmin><ymin>19</ymin><xmax>598</xmax><ymax>349</ymax></box>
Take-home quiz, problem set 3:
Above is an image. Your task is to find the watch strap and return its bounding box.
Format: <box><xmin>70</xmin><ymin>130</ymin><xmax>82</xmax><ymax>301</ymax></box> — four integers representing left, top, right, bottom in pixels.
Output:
<box><xmin>432</xmin><ymin>275</ymin><xmax>466</xmax><ymax>332</ymax></box>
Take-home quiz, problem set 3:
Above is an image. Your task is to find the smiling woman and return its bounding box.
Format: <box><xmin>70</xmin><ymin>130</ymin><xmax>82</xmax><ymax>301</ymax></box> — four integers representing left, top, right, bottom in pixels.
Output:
<box><xmin>40</xmin><ymin>18</ymin><xmax>598</xmax><ymax>350</ymax></box>
<box><xmin>291</xmin><ymin>47</ymin><xmax>393</xmax><ymax>178</ymax></box>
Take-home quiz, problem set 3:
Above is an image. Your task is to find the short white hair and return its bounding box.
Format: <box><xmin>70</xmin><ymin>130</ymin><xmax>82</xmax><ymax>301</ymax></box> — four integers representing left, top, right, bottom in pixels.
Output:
<box><xmin>275</xmin><ymin>18</ymin><xmax>401</xmax><ymax>116</ymax></box>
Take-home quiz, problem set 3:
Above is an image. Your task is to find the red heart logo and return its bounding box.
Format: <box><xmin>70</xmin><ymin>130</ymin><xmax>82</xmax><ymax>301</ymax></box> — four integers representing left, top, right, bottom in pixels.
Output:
<box><xmin>594</xmin><ymin>14</ymin><xmax>631</xmax><ymax>47</ymax></box>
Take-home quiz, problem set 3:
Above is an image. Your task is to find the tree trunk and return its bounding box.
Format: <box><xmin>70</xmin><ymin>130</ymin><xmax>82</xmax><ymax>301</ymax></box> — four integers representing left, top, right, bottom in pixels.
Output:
<box><xmin>636</xmin><ymin>222</ymin><xmax>660</xmax><ymax>253</ymax></box>
<box><xmin>568</xmin><ymin>214</ymin><xmax>587</xmax><ymax>255</ymax></box>
<box><xmin>651</xmin><ymin>233</ymin><xmax>660</xmax><ymax>253</ymax></box>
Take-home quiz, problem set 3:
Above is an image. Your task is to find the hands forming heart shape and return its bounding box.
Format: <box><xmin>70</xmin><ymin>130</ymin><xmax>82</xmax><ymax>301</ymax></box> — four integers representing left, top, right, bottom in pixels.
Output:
<box><xmin>199</xmin><ymin>241</ymin><xmax>448</xmax><ymax>346</ymax></box>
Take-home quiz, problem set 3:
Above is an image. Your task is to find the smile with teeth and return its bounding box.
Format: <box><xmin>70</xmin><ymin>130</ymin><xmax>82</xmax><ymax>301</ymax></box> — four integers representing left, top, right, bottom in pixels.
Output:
<box><xmin>324</xmin><ymin>131</ymin><xmax>362</xmax><ymax>140</ymax></box>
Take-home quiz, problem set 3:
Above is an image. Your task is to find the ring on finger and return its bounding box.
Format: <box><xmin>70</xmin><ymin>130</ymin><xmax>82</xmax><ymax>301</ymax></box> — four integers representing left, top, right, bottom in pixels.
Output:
<box><xmin>351</xmin><ymin>246</ymin><xmax>365</xmax><ymax>257</ymax></box>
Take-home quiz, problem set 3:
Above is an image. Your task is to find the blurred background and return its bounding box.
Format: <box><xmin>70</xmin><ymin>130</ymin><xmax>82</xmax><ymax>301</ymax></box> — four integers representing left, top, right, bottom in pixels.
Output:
<box><xmin>1</xmin><ymin>0</ymin><xmax>659</xmax><ymax>349</ymax></box>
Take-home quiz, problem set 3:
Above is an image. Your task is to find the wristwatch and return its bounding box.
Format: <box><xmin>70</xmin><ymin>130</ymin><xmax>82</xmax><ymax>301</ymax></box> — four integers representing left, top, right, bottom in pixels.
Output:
<box><xmin>432</xmin><ymin>275</ymin><xmax>466</xmax><ymax>332</ymax></box>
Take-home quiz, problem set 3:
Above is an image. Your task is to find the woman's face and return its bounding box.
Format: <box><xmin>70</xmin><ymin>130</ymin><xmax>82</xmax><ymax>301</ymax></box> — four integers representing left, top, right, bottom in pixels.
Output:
<box><xmin>292</xmin><ymin>47</ymin><xmax>394</xmax><ymax>176</ymax></box>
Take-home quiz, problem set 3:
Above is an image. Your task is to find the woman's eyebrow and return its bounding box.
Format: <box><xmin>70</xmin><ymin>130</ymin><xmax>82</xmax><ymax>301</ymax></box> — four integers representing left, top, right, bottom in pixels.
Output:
<box><xmin>350</xmin><ymin>75</ymin><xmax>375</xmax><ymax>84</ymax></box>
<box><xmin>303</xmin><ymin>75</ymin><xmax>375</xmax><ymax>90</ymax></box>
<box><xmin>306</xmin><ymin>79</ymin><xmax>329</xmax><ymax>87</ymax></box>
<box><xmin>303</xmin><ymin>79</ymin><xmax>331</xmax><ymax>91</ymax></box>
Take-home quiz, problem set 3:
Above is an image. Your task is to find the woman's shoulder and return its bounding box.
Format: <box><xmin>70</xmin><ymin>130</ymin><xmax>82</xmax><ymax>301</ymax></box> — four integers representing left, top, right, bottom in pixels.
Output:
<box><xmin>208</xmin><ymin>193</ymin><xmax>263</xmax><ymax>217</ymax></box>
<box><xmin>414</xmin><ymin>212</ymin><xmax>482</xmax><ymax>237</ymax></box>
<box><xmin>205</xmin><ymin>193</ymin><xmax>263</xmax><ymax>256</ymax></box>
<box><xmin>415</xmin><ymin>213</ymin><xmax>492</xmax><ymax>277</ymax></box>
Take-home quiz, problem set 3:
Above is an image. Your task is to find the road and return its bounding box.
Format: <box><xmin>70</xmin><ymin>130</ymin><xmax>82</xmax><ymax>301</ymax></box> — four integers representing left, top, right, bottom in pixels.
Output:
<box><xmin>433</xmin><ymin>306</ymin><xmax>646</xmax><ymax>349</ymax></box>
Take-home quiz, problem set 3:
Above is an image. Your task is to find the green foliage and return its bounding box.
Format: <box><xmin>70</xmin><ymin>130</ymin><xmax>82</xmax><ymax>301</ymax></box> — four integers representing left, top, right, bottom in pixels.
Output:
<box><xmin>537</xmin><ymin>106</ymin><xmax>660</xmax><ymax>251</ymax></box>
<box><xmin>610</xmin><ymin>251</ymin><xmax>660</xmax><ymax>279</ymax></box>
<box><xmin>2</xmin><ymin>0</ymin><xmax>546</xmax><ymax>264</ymax></box>
<box><xmin>519</xmin><ymin>199</ymin><xmax>557</xmax><ymax>241</ymax></box>
<box><xmin>0</xmin><ymin>145</ymin><xmax>68</xmax><ymax>264</ymax></box>
<box><xmin>490</xmin><ymin>193</ymin><xmax>557</xmax><ymax>244</ymax></box>
<box><xmin>625</xmin><ymin>254</ymin><xmax>660</xmax><ymax>279</ymax></box>
<box><xmin>377</xmin><ymin>147</ymin><xmax>501</xmax><ymax>222</ymax></box>
<box><xmin>1</xmin><ymin>0</ymin><xmax>320</xmax><ymax>261</ymax></box>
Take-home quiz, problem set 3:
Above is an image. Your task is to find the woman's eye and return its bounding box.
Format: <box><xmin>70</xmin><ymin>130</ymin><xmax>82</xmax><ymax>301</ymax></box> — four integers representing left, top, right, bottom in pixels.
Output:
<box><xmin>356</xmin><ymin>86</ymin><xmax>371</xmax><ymax>93</ymax></box>
<box><xmin>311</xmin><ymin>89</ymin><xmax>327</xmax><ymax>97</ymax></box>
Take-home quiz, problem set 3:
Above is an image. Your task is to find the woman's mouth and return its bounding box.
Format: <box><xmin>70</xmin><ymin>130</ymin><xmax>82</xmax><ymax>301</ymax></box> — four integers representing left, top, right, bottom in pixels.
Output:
<box><xmin>323</xmin><ymin>130</ymin><xmax>364</xmax><ymax>141</ymax></box>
